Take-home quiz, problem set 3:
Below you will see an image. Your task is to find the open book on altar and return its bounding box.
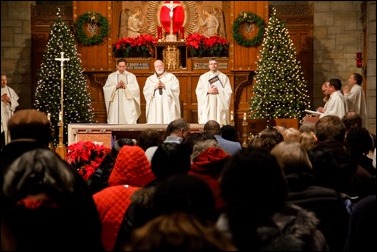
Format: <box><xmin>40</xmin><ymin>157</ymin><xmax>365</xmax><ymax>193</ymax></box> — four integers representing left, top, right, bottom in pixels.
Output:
<box><xmin>208</xmin><ymin>75</ymin><xmax>224</xmax><ymax>89</ymax></box>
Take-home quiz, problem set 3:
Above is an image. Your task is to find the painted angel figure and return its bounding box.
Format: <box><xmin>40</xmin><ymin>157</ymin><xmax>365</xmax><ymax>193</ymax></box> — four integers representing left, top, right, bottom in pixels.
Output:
<box><xmin>199</xmin><ymin>7</ymin><xmax>226</xmax><ymax>38</ymax></box>
<box><xmin>119</xmin><ymin>7</ymin><xmax>143</xmax><ymax>38</ymax></box>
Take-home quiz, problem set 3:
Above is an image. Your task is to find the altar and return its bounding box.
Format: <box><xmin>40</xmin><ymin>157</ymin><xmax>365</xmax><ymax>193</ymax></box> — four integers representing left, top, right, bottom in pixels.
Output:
<box><xmin>68</xmin><ymin>123</ymin><xmax>204</xmax><ymax>148</ymax></box>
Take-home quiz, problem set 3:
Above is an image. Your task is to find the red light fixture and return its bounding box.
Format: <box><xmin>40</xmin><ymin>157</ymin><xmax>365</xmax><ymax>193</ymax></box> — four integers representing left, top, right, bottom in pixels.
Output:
<box><xmin>356</xmin><ymin>52</ymin><xmax>363</xmax><ymax>68</ymax></box>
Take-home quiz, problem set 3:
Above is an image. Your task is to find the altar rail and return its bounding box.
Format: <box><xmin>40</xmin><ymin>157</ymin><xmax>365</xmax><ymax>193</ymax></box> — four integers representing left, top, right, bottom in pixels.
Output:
<box><xmin>68</xmin><ymin>123</ymin><xmax>205</xmax><ymax>148</ymax></box>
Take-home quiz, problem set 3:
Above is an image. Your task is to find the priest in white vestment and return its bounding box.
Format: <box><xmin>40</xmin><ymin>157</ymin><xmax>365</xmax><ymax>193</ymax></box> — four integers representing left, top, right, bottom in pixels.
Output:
<box><xmin>196</xmin><ymin>58</ymin><xmax>232</xmax><ymax>125</ymax></box>
<box><xmin>143</xmin><ymin>60</ymin><xmax>181</xmax><ymax>124</ymax></box>
<box><xmin>103</xmin><ymin>59</ymin><xmax>141</xmax><ymax>124</ymax></box>
<box><xmin>343</xmin><ymin>73</ymin><xmax>367</xmax><ymax>127</ymax></box>
<box><xmin>1</xmin><ymin>74</ymin><xmax>19</xmax><ymax>147</ymax></box>
<box><xmin>317</xmin><ymin>78</ymin><xmax>346</xmax><ymax>119</ymax></box>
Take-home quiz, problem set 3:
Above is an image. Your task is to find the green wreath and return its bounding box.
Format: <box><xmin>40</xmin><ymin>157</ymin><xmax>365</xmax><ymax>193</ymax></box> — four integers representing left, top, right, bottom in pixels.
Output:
<box><xmin>232</xmin><ymin>12</ymin><xmax>265</xmax><ymax>47</ymax></box>
<box><xmin>75</xmin><ymin>11</ymin><xmax>109</xmax><ymax>46</ymax></box>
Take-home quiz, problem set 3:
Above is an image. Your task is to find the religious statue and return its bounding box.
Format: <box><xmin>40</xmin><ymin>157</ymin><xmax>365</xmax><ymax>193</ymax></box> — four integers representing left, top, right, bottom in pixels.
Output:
<box><xmin>199</xmin><ymin>6</ymin><xmax>226</xmax><ymax>38</ymax></box>
<box><xmin>119</xmin><ymin>7</ymin><xmax>143</xmax><ymax>38</ymax></box>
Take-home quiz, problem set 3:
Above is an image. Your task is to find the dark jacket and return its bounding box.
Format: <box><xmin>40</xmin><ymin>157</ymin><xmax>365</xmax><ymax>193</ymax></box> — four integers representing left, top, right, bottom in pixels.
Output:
<box><xmin>286</xmin><ymin>172</ymin><xmax>349</xmax><ymax>251</ymax></box>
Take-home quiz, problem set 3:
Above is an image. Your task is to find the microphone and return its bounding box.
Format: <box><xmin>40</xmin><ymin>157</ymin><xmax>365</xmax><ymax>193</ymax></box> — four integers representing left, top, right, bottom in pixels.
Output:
<box><xmin>157</xmin><ymin>72</ymin><xmax>163</xmax><ymax>95</ymax></box>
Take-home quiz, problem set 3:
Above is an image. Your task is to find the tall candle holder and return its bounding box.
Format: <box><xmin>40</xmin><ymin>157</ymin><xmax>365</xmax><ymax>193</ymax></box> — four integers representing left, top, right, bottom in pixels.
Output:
<box><xmin>55</xmin><ymin>111</ymin><xmax>66</xmax><ymax>159</ymax></box>
<box><xmin>229</xmin><ymin>110</ymin><xmax>235</xmax><ymax>126</ymax></box>
<box><xmin>242</xmin><ymin>112</ymin><xmax>248</xmax><ymax>148</ymax></box>
<box><xmin>47</xmin><ymin>113</ymin><xmax>55</xmax><ymax>151</ymax></box>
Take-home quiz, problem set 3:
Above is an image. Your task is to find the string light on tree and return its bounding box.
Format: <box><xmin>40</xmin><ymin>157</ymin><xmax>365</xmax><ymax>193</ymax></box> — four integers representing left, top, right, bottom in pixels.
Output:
<box><xmin>34</xmin><ymin>8</ymin><xmax>94</xmax><ymax>147</ymax></box>
<box><xmin>250</xmin><ymin>6</ymin><xmax>310</xmax><ymax>120</ymax></box>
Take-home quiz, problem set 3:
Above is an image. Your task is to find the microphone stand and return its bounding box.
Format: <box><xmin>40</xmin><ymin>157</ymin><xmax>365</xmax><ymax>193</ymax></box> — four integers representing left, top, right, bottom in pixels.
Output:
<box><xmin>155</xmin><ymin>71</ymin><xmax>164</xmax><ymax>95</ymax></box>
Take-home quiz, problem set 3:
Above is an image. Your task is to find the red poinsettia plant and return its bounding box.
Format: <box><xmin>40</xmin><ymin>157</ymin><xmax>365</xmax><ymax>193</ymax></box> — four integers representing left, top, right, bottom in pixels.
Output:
<box><xmin>65</xmin><ymin>141</ymin><xmax>110</xmax><ymax>181</ymax></box>
<box><xmin>185</xmin><ymin>32</ymin><xmax>229</xmax><ymax>57</ymax></box>
<box><xmin>113</xmin><ymin>34</ymin><xmax>158</xmax><ymax>58</ymax></box>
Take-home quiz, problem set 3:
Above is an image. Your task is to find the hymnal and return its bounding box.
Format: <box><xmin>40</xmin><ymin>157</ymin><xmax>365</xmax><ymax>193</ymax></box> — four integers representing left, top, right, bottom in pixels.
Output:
<box><xmin>208</xmin><ymin>75</ymin><xmax>223</xmax><ymax>89</ymax></box>
<box><xmin>304</xmin><ymin>109</ymin><xmax>323</xmax><ymax>116</ymax></box>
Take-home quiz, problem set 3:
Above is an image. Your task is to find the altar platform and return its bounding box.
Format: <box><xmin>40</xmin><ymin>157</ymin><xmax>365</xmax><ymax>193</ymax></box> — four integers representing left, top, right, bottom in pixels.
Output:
<box><xmin>68</xmin><ymin>123</ymin><xmax>205</xmax><ymax>148</ymax></box>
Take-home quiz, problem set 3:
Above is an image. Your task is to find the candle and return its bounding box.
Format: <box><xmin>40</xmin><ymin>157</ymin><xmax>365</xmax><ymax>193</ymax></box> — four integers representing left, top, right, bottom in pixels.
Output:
<box><xmin>230</xmin><ymin>111</ymin><xmax>234</xmax><ymax>121</ymax></box>
<box><xmin>243</xmin><ymin>112</ymin><xmax>247</xmax><ymax>121</ymax></box>
<box><xmin>157</xmin><ymin>26</ymin><xmax>163</xmax><ymax>40</ymax></box>
<box><xmin>180</xmin><ymin>27</ymin><xmax>185</xmax><ymax>40</ymax></box>
<box><xmin>59</xmin><ymin>111</ymin><xmax>62</xmax><ymax>122</ymax></box>
<box><xmin>47</xmin><ymin>113</ymin><xmax>51</xmax><ymax>121</ymax></box>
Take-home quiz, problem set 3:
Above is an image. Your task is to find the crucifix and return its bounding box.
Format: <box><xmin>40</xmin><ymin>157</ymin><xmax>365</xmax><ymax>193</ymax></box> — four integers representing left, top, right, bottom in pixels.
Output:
<box><xmin>164</xmin><ymin>1</ymin><xmax>181</xmax><ymax>37</ymax></box>
<box><xmin>54</xmin><ymin>51</ymin><xmax>69</xmax><ymax>159</ymax></box>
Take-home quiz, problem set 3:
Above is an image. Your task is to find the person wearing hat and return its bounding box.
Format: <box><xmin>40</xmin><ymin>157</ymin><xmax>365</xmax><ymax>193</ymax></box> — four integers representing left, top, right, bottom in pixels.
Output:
<box><xmin>0</xmin><ymin>109</ymin><xmax>52</xmax><ymax>175</ymax></box>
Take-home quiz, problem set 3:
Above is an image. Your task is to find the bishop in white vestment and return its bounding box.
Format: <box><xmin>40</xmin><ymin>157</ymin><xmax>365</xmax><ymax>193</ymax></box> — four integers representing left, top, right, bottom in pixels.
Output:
<box><xmin>143</xmin><ymin>60</ymin><xmax>181</xmax><ymax>124</ymax></box>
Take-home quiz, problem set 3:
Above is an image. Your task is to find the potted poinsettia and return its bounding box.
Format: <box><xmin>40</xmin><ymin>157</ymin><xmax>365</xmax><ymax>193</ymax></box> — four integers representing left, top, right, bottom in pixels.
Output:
<box><xmin>113</xmin><ymin>34</ymin><xmax>158</xmax><ymax>58</ymax></box>
<box><xmin>65</xmin><ymin>141</ymin><xmax>110</xmax><ymax>181</ymax></box>
<box><xmin>185</xmin><ymin>32</ymin><xmax>229</xmax><ymax>57</ymax></box>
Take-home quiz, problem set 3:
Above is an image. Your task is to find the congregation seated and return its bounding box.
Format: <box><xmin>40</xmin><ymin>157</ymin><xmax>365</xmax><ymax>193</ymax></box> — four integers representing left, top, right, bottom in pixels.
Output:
<box><xmin>271</xmin><ymin>141</ymin><xmax>349</xmax><ymax>251</ymax></box>
<box><xmin>125</xmin><ymin>174</ymin><xmax>236</xmax><ymax>250</ymax></box>
<box><xmin>2</xmin><ymin>148</ymin><xmax>104</xmax><ymax>251</ymax></box>
<box><xmin>345</xmin><ymin>126</ymin><xmax>376</xmax><ymax>177</ymax></box>
<box><xmin>204</xmin><ymin>120</ymin><xmax>242</xmax><ymax>155</ymax></box>
<box><xmin>189</xmin><ymin>138</ymin><xmax>231</xmax><ymax>213</ymax></box>
<box><xmin>125</xmin><ymin>212</ymin><xmax>236</xmax><ymax>251</ymax></box>
<box><xmin>113</xmin><ymin>142</ymin><xmax>191</xmax><ymax>250</ymax></box>
<box><xmin>217</xmin><ymin>148</ymin><xmax>328</xmax><ymax>250</ymax></box>
<box><xmin>136</xmin><ymin>129</ymin><xmax>163</xmax><ymax>162</ymax></box>
<box><xmin>1</xmin><ymin>109</ymin><xmax>51</xmax><ymax>174</ymax></box>
<box><xmin>92</xmin><ymin>145</ymin><xmax>154</xmax><ymax>251</ymax></box>
<box><xmin>181</xmin><ymin>132</ymin><xmax>215</xmax><ymax>157</ymax></box>
<box><xmin>300</xmin><ymin>130</ymin><xmax>318</xmax><ymax>151</ymax></box>
<box><xmin>309</xmin><ymin>115</ymin><xmax>375</xmax><ymax>202</ymax></box>
<box><xmin>343</xmin><ymin>194</ymin><xmax>376</xmax><ymax>251</ymax></box>
<box><xmin>220</xmin><ymin>124</ymin><xmax>239</xmax><ymax>142</ymax></box>
<box><xmin>87</xmin><ymin>138</ymin><xmax>135</xmax><ymax>195</ymax></box>
<box><xmin>247</xmin><ymin>126</ymin><xmax>283</xmax><ymax>152</ymax></box>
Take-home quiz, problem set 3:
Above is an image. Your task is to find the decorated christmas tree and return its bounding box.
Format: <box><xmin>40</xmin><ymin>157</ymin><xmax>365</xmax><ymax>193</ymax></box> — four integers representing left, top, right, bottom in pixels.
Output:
<box><xmin>250</xmin><ymin>7</ymin><xmax>311</xmax><ymax>120</ymax></box>
<box><xmin>34</xmin><ymin>8</ymin><xmax>95</xmax><ymax>146</ymax></box>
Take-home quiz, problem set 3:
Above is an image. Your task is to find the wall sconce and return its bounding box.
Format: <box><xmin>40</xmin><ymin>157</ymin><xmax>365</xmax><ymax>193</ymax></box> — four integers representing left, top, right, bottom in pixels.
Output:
<box><xmin>356</xmin><ymin>52</ymin><xmax>363</xmax><ymax>68</ymax></box>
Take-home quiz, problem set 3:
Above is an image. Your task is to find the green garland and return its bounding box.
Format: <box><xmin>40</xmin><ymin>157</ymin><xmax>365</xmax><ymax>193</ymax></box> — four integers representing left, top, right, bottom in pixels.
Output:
<box><xmin>75</xmin><ymin>11</ymin><xmax>109</xmax><ymax>46</ymax></box>
<box><xmin>232</xmin><ymin>12</ymin><xmax>265</xmax><ymax>47</ymax></box>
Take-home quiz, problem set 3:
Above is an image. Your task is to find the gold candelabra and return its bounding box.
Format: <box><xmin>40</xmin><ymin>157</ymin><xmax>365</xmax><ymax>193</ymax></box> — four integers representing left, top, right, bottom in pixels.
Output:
<box><xmin>55</xmin><ymin>112</ymin><xmax>66</xmax><ymax>159</ymax></box>
<box><xmin>229</xmin><ymin>111</ymin><xmax>235</xmax><ymax>126</ymax></box>
<box><xmin>47</xmin><ymin>113</ymin><xmax>55</xmax><ymax>151</ymax></box>
<box><xmin>242</xmin><ymin>112</ymin><xmax>248</xmax><ymax>148</ymax></box>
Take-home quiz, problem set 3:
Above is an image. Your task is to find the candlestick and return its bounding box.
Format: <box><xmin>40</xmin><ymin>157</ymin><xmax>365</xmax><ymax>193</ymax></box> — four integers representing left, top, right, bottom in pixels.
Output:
<box><xmin>243</xmin><ymin>112</ymin><xmax>247</xmax><ymax>121</ymax></box>
<box><xmin>180</xmin><ymin>27</ymin><xmax>185</xmax><ymax>40</ymax></box>
<box><xmin>157</xmin><ymin>26</ymin><xmax>163</xmax><ymax>40</ymax></box>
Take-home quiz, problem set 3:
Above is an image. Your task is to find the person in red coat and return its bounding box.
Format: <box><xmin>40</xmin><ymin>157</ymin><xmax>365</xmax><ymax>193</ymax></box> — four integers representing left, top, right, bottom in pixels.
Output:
<box><xmin>93</xmin><ymin>145</ymin><xmax>155</xmax><ymax>251</ymax></box>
